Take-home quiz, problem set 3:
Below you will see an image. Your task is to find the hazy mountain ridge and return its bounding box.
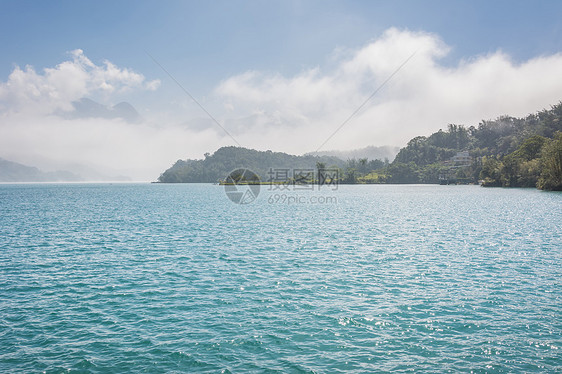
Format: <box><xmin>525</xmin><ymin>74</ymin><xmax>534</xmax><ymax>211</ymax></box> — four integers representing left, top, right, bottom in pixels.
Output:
<box><xmin>0</xmin><ymin>158</ymin><xmax>133</xmax><ymax>182</ymax></box>
<box><xmin>306</xmin><ymin>145</ymin><xmax>399</xmax><ymax>162</ymax></box>
<box><xmin>0</xmin><ymin>158</ymin><xmax>82</xmax><ymax>182</ymax></box>
<box><xmin>62</xmin><ymin>98</ymin><xmax>141</xmax><ymax>123</ymax></box>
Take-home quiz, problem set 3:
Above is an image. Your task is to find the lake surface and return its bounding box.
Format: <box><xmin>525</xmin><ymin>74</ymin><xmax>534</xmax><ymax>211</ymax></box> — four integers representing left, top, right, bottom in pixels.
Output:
<box><xmin>0</xmin><ymin>183</ymin><xmax>561</xmax><ymax>373</ymax></box>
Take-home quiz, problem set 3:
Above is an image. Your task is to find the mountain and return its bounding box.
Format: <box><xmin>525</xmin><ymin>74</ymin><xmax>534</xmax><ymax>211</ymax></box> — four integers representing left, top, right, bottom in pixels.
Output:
<box><xmin>158</xmin><ymin>147</ymin><xmax>346</xmax><ymax>183</ymax></box>
<box><xmin>111</xmin><ymin>102</ymin><xmax>142</xmax><ymax>123</ymax></box>
<box><xmin>0</xmin><ymin>158</ymin><xmax>82</xmax><ymax>182</ymax></box>
<box><xmin>383</xmin><ymin>101</ymin><xmax>562</xmax><ymax>189</ymax></box>
<box><xmin>63</xmin><ymin>98</ymin><xmax>141</xmax><ymax>123</ymax></box>
<box><xmin>307</xmin><ymin>145</ymin><xmax>399</xmax><ymax>162</ymax></box>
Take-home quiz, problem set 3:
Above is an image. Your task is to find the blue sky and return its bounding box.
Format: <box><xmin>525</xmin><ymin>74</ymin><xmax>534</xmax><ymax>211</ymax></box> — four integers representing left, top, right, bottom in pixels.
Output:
<box><xmin>2</xmin><ymin>0</ymin><xmax>561</xmax><ymax>89</ymax></box>
<box><xmin>1</xmin><ymin>1</ymin><xmax>562</xmax><ymax>180</ymax></box>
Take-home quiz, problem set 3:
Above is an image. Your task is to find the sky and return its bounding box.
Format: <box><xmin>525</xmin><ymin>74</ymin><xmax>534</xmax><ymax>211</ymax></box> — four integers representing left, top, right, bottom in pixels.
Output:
<box><xmin>1</xmin><ymin>0</ymin><xmax>562</xmax><ymax>180</ymax></box>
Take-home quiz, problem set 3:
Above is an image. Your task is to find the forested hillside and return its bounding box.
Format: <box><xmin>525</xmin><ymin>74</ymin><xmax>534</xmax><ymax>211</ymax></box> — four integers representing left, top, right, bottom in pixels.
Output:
<box><xmin>385</xmin><ymin>102</ymin><xmax>562</xmax><ymax>189</ymax></box>
<box><xmin>157</xmin><ymin>147</ymin><xmax>346</xmax><ymax>183</ymax></box>
<box><xmin>158</xmin><ymin>102</ymin><xmax>562</xmax><ymax>190</ymax></box>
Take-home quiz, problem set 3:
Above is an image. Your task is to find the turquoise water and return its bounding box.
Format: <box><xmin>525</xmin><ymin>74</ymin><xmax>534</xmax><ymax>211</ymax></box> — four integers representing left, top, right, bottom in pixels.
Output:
<box><xmin>0</xmin><ymin>183</ymin><xmax>561</xmax><ymax>373</ymax></box>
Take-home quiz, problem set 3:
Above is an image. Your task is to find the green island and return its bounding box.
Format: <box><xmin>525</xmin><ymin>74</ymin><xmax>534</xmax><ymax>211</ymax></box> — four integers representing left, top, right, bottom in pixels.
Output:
<box><xmin>158</xmin><ymin>102</ymin><xmax>562</xmax><ymax>191</ymax></box>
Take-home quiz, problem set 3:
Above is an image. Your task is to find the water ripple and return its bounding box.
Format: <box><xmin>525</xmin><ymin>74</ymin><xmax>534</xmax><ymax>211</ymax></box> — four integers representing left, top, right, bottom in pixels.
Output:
<box><xmin>0</xmin><ymin>184</ymin><xmax>560</xmax><ymax>372</ymax></box>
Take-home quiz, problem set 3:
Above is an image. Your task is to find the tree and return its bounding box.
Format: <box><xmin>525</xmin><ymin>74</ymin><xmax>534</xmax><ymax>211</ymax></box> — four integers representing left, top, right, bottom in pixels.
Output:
<box><xmin>538</xmin><ymin>132</ymin><xmax>562</xmax><ymax>190</ymax></box>
<box><xmin>480</xmin><ymin>156</ymin><xmax>503</xmax><ymax>187</ymax></box>
<box><xmin>316</xmin><ymin>161</ymin><xmax>326</xmax><ymax>185</ymax></box>
<box><xmin>497</xmin><ymin>135</ymin><xmax>547</xmax><ymax>187</ymax></box>
<box><xmin>386</xmin><ymin>162</ymin><xmax>419</xmax><ymax>184</ymax></box>
<box><xmin>359</xmin><ymin>158</ymin><xmax>368</xmax><ymax>174</ymax></box>
<box><xmin>344</xmin><ymin>168</ymin><xmax>357</xmax><ymax>184</ymax></box>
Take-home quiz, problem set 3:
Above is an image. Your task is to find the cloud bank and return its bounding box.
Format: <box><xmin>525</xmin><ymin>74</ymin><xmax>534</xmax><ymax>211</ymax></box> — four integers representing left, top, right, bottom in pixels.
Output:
<box><xmin>0</xmin><ymin>49</ymin><xmax>159</xmax><ymax>117</ymax></box>
<box><xmin>1</xmin><ymin>29</ymin><xmax>562</xmax><ymax>180</ymax></box>
<box><xmin>215</xmin><ymin>28</ymin><xmax>562</xmax><ymax>154</ymax></box>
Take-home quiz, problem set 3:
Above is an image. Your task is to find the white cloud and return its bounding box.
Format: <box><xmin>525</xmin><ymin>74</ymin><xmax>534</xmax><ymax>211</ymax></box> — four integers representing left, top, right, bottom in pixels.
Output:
<box><xmin>0</xmin><ymin>49</ymin><xmax>160</xmax><ymax>115</ymax></box>
<box><xmin>214</xmin><ymin>28</ymin><xmax>562</xmax><ymax>153</ymax></box>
